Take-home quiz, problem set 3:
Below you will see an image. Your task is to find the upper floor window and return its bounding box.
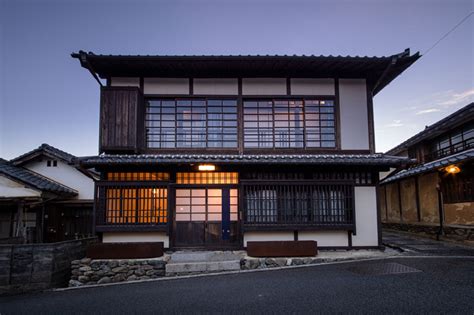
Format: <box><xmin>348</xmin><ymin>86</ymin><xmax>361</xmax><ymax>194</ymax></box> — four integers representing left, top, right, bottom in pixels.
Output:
<box><xmin>243</xmin><ymin>99</ymin><xmax>336</xmax><ymax>149</ymax></box>
<box><xmin>146</xmin><ymin>99</ymin><xmax>237</xmax><ymax>149</ymax></box>
<box><xmin>430</xmin><ymin>123</ymin><xmax>473</xmax><ymax>159</ymax></box>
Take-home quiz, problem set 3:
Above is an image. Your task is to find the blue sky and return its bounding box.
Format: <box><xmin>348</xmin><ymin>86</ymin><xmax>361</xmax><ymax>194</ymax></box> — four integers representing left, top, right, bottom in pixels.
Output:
<box><xmin>0</xmin><ymin>0</ymin><xmax>473</xmax><ymax>159</ymax></box>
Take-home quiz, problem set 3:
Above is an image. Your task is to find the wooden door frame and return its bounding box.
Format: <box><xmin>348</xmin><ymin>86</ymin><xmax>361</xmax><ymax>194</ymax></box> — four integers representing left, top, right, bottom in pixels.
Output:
<box><xmin>170</xmin><ymin>184</ymin><xmax>241</xmax><ymax>249</ymax></box>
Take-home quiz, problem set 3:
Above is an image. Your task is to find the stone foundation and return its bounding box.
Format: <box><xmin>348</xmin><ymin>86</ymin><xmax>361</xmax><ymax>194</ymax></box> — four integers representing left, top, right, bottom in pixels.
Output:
<box><xmin>69</xmin><ymin>257</ymin><xmax>167</xmax><ymax>287</ymax></box>
<box><xmin>382</xmin><ymin>223</ymin><xmax>474</xmax><ymax>241</ymax></box>
<box><xmin>241</xmin><ymin>256</ymin><xmax>344</xmax><ymax>270</ymax></box>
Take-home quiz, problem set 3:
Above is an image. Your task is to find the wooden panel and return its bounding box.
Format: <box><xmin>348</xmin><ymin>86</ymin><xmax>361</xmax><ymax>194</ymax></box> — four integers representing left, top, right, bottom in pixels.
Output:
<box><xmin>86</xmin><ymin>242</ymin><xmax>164</xmax><ymax>259</ymax></box>
<box><xmin>100</xmin><ymin>87</ymin><xmax>144</xmax><ymax>153</ymax></box>
<box><xmin>247</xmin><ymin>240</ymin><xmax>318</xmax><ymax>257</ymax></box>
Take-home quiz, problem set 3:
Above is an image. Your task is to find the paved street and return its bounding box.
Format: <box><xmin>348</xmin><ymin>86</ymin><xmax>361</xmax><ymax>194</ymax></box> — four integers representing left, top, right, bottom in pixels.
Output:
<box><xmin>1</xmin><ymin>256</ymin><xmax>474</xmax><ymax>314</ymax></box>
<box><xmin>383</xmin><ymin>230</ymin><xmax>474</xmax><ymax>256</ymax></box>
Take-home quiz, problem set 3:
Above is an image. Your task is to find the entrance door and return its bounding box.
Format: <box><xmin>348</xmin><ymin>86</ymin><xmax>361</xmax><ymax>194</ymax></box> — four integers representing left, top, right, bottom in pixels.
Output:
<box><xmin>174</xmin><ymin>188</ymin><xmax>238</xmax><ymax>247</ymax></box>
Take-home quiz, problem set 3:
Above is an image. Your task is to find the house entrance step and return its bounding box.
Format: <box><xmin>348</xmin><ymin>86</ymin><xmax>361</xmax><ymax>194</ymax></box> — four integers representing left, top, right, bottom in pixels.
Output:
<box><xmin>165</xmin><ymin>250</ymin><xmax>246</xmax><ymax>276</ymax></box>
<box><xmin>168</xmin><ymin>250</ymin><xmax>246</xmax><ymax>263</ymax></box>
<box><xmin>165</xmin><ymin>260</ymin><xmax>241</xmax><ymax>276</ymax></box>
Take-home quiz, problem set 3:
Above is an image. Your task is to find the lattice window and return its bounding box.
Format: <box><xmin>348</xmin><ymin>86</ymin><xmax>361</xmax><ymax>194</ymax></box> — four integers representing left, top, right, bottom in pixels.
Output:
<box><xmin>176</xmin><ymin>172</ymin><xmax>238</xmax><ymax>184</ymax></box>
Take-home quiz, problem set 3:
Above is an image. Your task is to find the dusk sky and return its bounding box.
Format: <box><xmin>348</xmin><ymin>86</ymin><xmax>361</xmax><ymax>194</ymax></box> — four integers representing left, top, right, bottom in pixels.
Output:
<box><xmin>0</xmin><ymin>0</ymin><xmax>472</xmax><ymax>159</ymax></box>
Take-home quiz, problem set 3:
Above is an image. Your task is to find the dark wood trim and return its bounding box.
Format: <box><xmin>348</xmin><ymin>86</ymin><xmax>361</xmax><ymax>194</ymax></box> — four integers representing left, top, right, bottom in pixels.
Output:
<box><xmin>366</xmin><ymin>83</ymin><xmax>376</xmax><ymax>153</ymax></box>
<box><xmin>335</xmin><ymin>78</ymin><xmax>342</xmax><ymax>150</ymax></box>
<box><xmin>384</xmin><ymin>185</ymin><xmax>389</xmax><ymax>220</ymax></box>
<box><xmin>242</xmin><ymin>224</ymin><xmax>355</xmax><ymax>231</ymax></box>
<box><xmin>347</xmin><ymin>230</ymin><xmax>352</xmax><ymax>248</ymax></box>
<box><xmin>415</xmin><ymin>176</ymin><xmax>421</xmax><ymax>222</ymax></box>
<box><xmin>139</xmin><ymin>77</ymin><xmax>144</xmax><ymax>93</ymax></box>
<box><xmin>95</xmin><ymin>225</ymin><xmax>168</xmax><ymax>232</ymax></box>
<box><xmin>286</xmin><ymin>77</ymin><xmax>291</xmax><ymax>95</ymax></box>
<box><xmin>247</xmin><ymin>241</ymin><xmax>317</xmax><ymax>257</ymax></box>
<box><xmin>293</xmin><ymin>230</ymin><xmax>298</xmax><ymax>241</ymax></box>
<box><xmin>106</xmin><ymin>78</ymin><xmax>111</xmax><ymax>87</ymax></box>
<box><xmin>189</xmin><ymin>78</ymin><xmax>194</xmax><ymax>95</ymax></box>
<box><xmin>238</xmin><ymin>78</ymin><xmax>243</xmax><ymax>154</ymax></box>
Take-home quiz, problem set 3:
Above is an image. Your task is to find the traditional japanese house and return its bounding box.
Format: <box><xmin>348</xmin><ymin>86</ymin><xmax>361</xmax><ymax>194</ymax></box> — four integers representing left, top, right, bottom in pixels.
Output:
<box><xmin>380</xmin><ymin>102</ymin><xmax>473</xmax><ymax>237</ymax></box>
<box><xmin>0</xmin><ymin>144</ymin><xmax>96</xmax><ymax>243</ymax></box>
<box><xmin>72</xmin><ymin>49</ymin><xmax>419</xmax><ymax>250</ymax></box>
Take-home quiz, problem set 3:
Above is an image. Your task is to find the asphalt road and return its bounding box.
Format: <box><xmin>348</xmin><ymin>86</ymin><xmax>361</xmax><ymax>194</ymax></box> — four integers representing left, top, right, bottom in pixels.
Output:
<box><xmin>1</xmin><ymin>257</ymin><xmax>473</xmax><ymax>314</ymax></box>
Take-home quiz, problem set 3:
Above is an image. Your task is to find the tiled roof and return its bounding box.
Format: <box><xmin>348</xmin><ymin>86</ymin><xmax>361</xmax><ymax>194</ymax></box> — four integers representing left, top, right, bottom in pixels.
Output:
<box><xmin>0</xmin><ymin>158</ymin><xmax>78</xmax><ymax>196</ymax></box>
<box><xmin>11</xmin><ymin>143</ymin><xmax>76</xmax><ymax>165</ymax></box>
<box><xmin>79</xmin><ymin>153</ymin><xmax>412</xmax><ymax>167</ymax></box>
<box><xmin>386</xmin><ymin>103</ymin><xmax>473</xmax><ymax>155</ymax></box>
<box><xmin>380</xmin><ymin>149</ymin><xmax>474</xmax><ymax>184</ymax></box>
<box><xmin>72</xmin><ymin>49</ymin><xmax>420</xmax><ymax>95</ymax></box>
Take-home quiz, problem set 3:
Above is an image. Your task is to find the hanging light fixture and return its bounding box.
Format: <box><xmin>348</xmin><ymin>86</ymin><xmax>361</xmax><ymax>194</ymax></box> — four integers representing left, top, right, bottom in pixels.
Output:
<box><xmin>445</xmin><ymin>165</ymin><xmax>461</xmax><ymax>174</ymax></box>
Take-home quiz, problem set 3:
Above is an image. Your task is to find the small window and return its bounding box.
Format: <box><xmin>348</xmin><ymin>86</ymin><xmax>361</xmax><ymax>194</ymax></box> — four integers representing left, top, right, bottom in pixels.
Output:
<box><xmin>53</xmin><ymin>160</ymin><xmax>58</xmax><ymax>167</ymax></box>
<box><xmin>47</xmin><ymin>160</ymin><xmax>51</xmax><ymax>167</ymax></box>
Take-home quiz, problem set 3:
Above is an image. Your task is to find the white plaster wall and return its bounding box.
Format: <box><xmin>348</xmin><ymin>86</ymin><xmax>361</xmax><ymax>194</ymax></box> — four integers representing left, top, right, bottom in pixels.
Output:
<box><xmin>110</xmin><ymin>77</ymin><xmax>140</xmax><ymax>87</ymax></box>
<box><xmin>144</xmin><ymin>78</ymin><xmax>189</xmax><ymax>95</ymax></box>
<box><xmin>24</xmin><ymin>160</ymin><xmax>93</xmax><ymax>199</ymax></box>
<box><xmin>242</xmin><ymin>78</ymin><xmax>287</xmax><ymax>95</ymax></box>
<box><xmin>339</xmin><ymin>79</ymin><xmax>369</xmax><ymax>150</ymax></box>
<box><xmin>352</xmin><ymin>186</ymin><xmax>378</xmax><ymax>247</ymax></box>
<box><xmin>102</xmin><ymin>232</ymin><xmax>170</xmax><ymax>248</ymax></box>
<box><xmin>193</xmin><ymin>78</ymin><xmax>238</xmax><ymax>95</ymax></box>
<box><xmin>0</xmin><ymin>175</ymin><xmax>41</xmax><ymax>198</ymax></box>
<box><xmin>298</xmin><ymin>231</ymin><xmax>348</xmax><ymax>247</ymax></box>
<box><xmin>291</xmin><ymin>78</ymin><xmax>335</xmax><ymax>95</ymax></box>
<box><xmin>243</xmin><ymin>231</ymin><xmax>293</xmax><ymax>247</ymax></box>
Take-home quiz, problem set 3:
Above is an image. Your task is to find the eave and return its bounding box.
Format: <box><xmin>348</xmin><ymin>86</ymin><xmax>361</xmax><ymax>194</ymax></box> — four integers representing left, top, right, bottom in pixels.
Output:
<box><xmin>71</xmin><ymin>49</ymin><xmax>420</xmax><ymax>95</ymax></box>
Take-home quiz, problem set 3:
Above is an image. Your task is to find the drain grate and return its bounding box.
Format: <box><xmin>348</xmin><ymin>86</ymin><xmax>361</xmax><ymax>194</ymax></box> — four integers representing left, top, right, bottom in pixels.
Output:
<box><xmin>347</xmin><ymin>262</ymin><xmax>421</xmax><ymax>276</ymax></box>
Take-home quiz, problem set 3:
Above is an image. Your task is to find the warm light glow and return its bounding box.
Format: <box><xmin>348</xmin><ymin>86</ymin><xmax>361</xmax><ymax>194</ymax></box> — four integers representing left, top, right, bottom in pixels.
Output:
<box><xmin>446</xmin><ymin>165</ymin><xmax>461</xmax><ymax>174</ymax></box>
<box><xmin>198</xmin><ymin>164</ymin><xmax>216</xmax><ymax>171</ymax></box>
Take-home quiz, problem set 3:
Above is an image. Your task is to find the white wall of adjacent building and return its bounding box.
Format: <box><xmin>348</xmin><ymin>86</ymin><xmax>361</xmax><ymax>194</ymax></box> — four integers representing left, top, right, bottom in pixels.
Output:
<box><xmin>0</xmin><ymin>175</ymin><xmax>41</xmax><ymax>198</ymax></box>
<box><xmin>23</xmin><ymin>160</ymin><xmax>94</xmax><ymax>199</ymax></box>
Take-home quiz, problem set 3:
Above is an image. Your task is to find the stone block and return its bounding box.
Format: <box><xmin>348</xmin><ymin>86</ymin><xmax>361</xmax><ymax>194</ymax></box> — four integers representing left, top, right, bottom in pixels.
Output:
<box><xmin>97</xmin><ymin>276</ymin><xmax>111</xmax><ymax>284</ymax></box>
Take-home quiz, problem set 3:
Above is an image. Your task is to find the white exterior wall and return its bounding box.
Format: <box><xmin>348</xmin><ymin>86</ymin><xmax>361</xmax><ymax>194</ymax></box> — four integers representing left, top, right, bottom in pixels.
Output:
<box><xmin>352</xmin><ymin>186</ymin><xmax>378</xmax><ymax>247</ymax></box>
<box><xmin>243</xmin><ymin>231</ymin><xmax>293</xmax><ymax>247</ymax></box>
<box><xmin>290</xmin><ymin>78</ymin><xmax>335</xmax><ymax>95</ymax></box>
<box><xmin>193</xmin><ymin>78</ymin><xmax>238</xmax><ymax>95</ymax></box>
<box><xmin>298</xmin><ymin>231</ymin><xmax>348</xmax><ymax>247</ymax></box>
<box><xmin>102</xmin><ymin>232</ymin><xmax>169</xmax><ymax>248</ymax></box>
<box><xmin>0</xmin><ymin>175</ymin><xmax>41</xmax><ymax>198</ymax></box>
<box><xmin>110</xmin><ymin>77</ymin><xmax>140</xmax><ymax>87</ymax></box>
<box><xmin>242</xmin><ymin>78</ymin><xmax>286</xmax><ymax>95</ymax></box>
<box><xmin>144</xmin><ymin>78</ymin><xmax>189</xmax><ymax>94</ymax></box>
<box><xmin>24</xmin><ymin>160</ymin><xmax>93</xmax><ymax>199</ymax></box>
<box><xmin>339</xmin><ymin>79</ymin><xmax>369</xmax><ymax>150</ymax></box>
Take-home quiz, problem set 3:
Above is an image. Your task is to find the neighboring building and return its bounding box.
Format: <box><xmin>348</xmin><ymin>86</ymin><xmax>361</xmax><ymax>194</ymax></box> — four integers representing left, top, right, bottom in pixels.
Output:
<box><xmin>0</xmin><ymin>144</ymin><xmax>96</xmax><ymax>242</ymax></box>
<box><xmin>380</xmin><ymin>103</ymin><xmax>473</xmax><ymax>237</ymax></box>
<box><xmin>72</xmin><ymin>49</ymin><xmax>419</xmax><ymax>250</ymax></box>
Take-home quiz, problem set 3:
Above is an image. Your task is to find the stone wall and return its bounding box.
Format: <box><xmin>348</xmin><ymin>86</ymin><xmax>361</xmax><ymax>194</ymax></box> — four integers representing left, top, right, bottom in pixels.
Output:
<box><xmin>383</xmin><ymin>223</ymin><xmax>474</xmax><ymax>241</ymax></box>
<box><xmin>0</xmin><ymin>237</ymin><xmax>97</xmax><ymax>295</ymax></box>
<box><xmin>69</xmin><ymin>257</ymin><xmax>167</xmax><ymax>287</ymax></box>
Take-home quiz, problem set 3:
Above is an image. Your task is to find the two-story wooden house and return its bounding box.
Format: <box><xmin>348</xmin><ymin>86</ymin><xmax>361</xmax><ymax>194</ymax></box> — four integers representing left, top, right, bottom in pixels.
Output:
<box><xmin>380</xmin><ymin>103</ymin><xmax>473</xmax><ymax>238</ymax></box>
<box><xmin>72</xmin><ymin>49</ymin><xmax>419</xmax><ymax>251</ymax></box>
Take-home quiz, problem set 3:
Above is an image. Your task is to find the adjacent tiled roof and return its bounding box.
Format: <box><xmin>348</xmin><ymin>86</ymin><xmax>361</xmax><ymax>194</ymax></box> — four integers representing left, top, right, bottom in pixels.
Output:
<box><xmin>11</xmin><ymin>143</ymin><xmax>76</xmax><ymax>165</ymax></box>
<box><xmin>71</xmin><ymin>49</ymin><xmax>420</xmax><ymax>95</ymax></box>
<box><xmin>0</xmin><ymin>158</ymin><xmax>78</xmax><ymax>196</ymax></box>
<box><xmin>380</xmin><ymin>149</ymin><xmax>474</xmax><ymax>184</ymax></box>
<box><xmin>79</xmin><ymin>153</ymin><xmax>412</xmax><ymax>167</ymax></box>
<box><xmin>387</xmin><ymin>103</ymin><xmax>474</xmax><ymax>156</ymax></box>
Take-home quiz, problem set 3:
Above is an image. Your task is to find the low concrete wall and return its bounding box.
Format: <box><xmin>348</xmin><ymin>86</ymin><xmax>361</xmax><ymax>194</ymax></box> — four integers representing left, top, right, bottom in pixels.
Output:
<box><xmin>0</xmin><ymin>237</ymin><xmax>97</xmax><ymax>295</ymax></box>
<box><xmin>69</xmin><ymin>258</ymin><xmax>167</xmax><ymax>287</ymax></box>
